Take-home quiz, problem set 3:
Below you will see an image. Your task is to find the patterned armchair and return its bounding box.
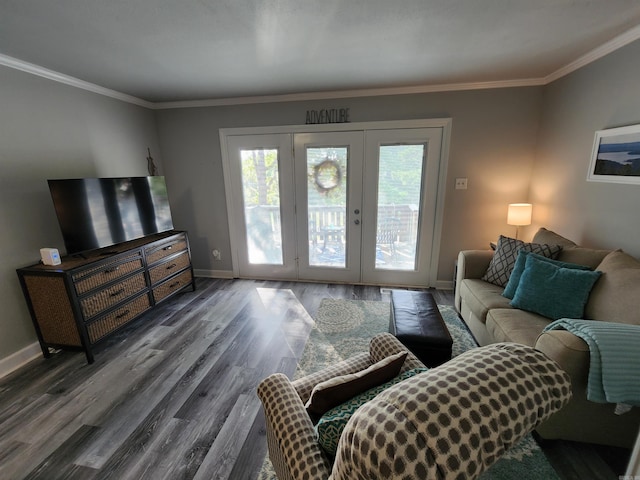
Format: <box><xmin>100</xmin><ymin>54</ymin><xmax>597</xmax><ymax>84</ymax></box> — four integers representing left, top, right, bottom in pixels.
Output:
<box><xmin>257</xmin><ymin>333</ymin><xmax>572</xmax><ymax>480</ymax></box>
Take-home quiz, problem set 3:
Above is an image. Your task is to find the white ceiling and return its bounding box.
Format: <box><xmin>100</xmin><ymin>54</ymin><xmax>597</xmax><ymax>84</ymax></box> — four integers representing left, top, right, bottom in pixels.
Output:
<box><xmin>2</xmin><ymin>0</ymin><xmax>640</xmax><ymax>105</ymax></box>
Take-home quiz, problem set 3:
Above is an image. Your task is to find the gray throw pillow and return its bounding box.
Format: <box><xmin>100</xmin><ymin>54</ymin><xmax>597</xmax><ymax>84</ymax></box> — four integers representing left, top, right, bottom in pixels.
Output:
<box><xmin>482</xmin><ymin>235</ymin><xmax>562</xmax><ymax>287</ymax></box>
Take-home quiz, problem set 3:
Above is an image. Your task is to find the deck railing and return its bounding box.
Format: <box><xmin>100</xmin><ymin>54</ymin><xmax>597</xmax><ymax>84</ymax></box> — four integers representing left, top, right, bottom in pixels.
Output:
<box><xmin>247</xmin><ymin>204</ymin><xmax>418</xmax><ymax>245</ymax></box>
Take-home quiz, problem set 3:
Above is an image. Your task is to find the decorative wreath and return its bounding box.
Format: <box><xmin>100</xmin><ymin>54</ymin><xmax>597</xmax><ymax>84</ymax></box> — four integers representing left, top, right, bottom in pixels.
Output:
<box><xmin>313</xmin><ymin>159</ymin><xmax>342</xmax><ymax>192</ymax></box>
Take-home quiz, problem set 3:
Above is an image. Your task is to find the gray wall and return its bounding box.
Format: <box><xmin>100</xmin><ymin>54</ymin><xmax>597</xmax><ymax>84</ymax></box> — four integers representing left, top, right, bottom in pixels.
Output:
<box><xmin>156</xmin><ymin>87</ymin><xmax>543</xmax><ymax>283</ymax></box>
<box><xmin>4</xmin><ymin>37</ymin><xmax>638</xmax><ymax>367</ymax></box>
<box><xmin>0</xmin><ymin>65</ymin><xmax>162</xmax><ymax>363</ymax></box>
<box><xmin>529</xmin><ymin>39</ymin><xmax>640</xmax><ymax>257</ymax></box>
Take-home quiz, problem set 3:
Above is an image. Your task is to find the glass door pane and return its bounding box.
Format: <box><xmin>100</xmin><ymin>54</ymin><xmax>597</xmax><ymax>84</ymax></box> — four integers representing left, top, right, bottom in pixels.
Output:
<box><xmin>306</xmin><ymin>147</ymin><xmax>348</xmax><ymax>268</ymax></box>
<box><xmin>361</xmin><ymin>128</ymin><xmax>443</xmax><ymax>286</ymax></box>
<box><xmin>375</xmin><ymin>144</ymin><xmax>425</xmax><ymax>270</ymax></box>
<box><xmin>295</xmin><ymin>131</ymin><xmax>363</xmax><ymax>283</ymax></box>
<box><xmin>225</xmin><ymin>133</ymin><xmax>296</xmax><ymax>280</ymax></box>
<box><xmin>240</xmin><ymin>148</ymin><xmax>283</xmax><ymax>265</ymax></box>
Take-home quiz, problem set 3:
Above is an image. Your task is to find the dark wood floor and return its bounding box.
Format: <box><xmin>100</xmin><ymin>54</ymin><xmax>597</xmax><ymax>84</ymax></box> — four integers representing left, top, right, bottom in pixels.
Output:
<box><xmin>0</xmin><ymin>278</ymin><xmax>631</xmax><ymax>479</ymax></box>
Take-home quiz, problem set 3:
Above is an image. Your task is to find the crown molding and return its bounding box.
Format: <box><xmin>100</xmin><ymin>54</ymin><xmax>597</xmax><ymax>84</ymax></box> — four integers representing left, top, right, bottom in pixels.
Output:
<box><xmin>2</xmin><ymin>24</ymin><xmax>640</xmax><ymax>110</ymax></box>
<box><xmin>152</xmin><ymin>77</ymin><xmax>545</xmax><ymax>110</ymax></box>
<box><xmin>544</xmin><ymin>24</ymin><xmax>640</xmax><ymax>84</ymax></box>
<box><xmin>0</xmin><ymin>53</ymin><xmax>154</xmax><ymax>109</ymax></box>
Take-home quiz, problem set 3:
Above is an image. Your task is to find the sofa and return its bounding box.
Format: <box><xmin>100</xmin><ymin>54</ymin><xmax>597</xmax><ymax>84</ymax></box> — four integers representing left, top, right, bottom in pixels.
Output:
<box><xmin>257</xmin><ymin>333</ymin><xmax>571</xmax><ymax>480</ymax></box>
<box><xmin>455</xmin><ymin>227</ymin><xmax>640</xmax><ymax>448</ymax></box>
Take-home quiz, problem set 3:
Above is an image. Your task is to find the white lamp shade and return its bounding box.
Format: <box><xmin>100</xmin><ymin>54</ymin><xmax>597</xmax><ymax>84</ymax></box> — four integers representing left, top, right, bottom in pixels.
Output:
<box><xmin>507</xmin><ymin>203</ymin><xmax>532</xmax><ymax>226</ymax></box>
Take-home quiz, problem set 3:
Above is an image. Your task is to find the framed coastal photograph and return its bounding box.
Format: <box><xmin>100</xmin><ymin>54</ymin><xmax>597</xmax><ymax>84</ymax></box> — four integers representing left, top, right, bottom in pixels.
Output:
<box><xmin>587</xmin><ymin>124</ymin><xmax>640</xmax><ymax>184</ymax></box>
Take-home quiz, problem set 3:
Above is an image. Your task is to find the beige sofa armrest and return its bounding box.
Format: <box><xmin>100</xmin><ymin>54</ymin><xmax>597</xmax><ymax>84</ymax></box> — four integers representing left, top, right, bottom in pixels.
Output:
<box><xmin>455</xmin><ymin>249</ymin><xmax>494</xmax><ymax>311</ymax></box>
<box><xmin>535</xmin><ymin>330</ymin><xmax>589</xmax><ymax>389</ymax></box>
<box><xmin>535</xmin><ymin>330</ymin><xmax>640</xmax><ymax>447</ymax></box>
<box><xmin>257</xmin><ymin>373</ymin><xmax>332</xmax><ymax>480</ymax></box>
<box><xmin>456</xmin><ymin>249</ymin><xmax>494</xmax><ymax>280</ymax></box>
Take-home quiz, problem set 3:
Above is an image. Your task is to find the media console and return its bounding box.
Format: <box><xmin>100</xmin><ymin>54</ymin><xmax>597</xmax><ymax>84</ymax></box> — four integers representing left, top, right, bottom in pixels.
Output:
<box><xmin>17</xmin><ymin>230</ymin><xmax>195</xmax><ymax>364</ymax></box>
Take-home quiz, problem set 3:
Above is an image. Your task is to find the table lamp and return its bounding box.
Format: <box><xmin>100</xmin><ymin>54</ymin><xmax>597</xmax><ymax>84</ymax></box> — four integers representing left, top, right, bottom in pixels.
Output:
<box><xmin>507</xmin><ymin>203</ymin><xmax>532</xmax><ymax>239</ymax></box>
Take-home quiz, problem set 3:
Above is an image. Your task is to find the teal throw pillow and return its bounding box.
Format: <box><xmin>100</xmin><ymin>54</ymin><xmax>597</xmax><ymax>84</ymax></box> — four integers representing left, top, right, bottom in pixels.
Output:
<box><xmin>510</xmin><ymin>254</ymin><xmax>602</xmax><ymax>320</ymax></box>
<box><xmin>503</xmin><ymin>250</ymin><xmax>592</xmax><ymax>299</ymax></box>
<box><xmin>315</xmin><ymin>368</ymin><xmax>428</xmax><ymax>457</ymax></box>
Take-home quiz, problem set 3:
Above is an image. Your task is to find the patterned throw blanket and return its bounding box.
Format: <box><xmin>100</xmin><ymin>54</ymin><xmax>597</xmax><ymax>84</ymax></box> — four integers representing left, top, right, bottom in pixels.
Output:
<box><xmin>544</xmin><ymin>319</ymin><xmax>640</xmax><ymax>406</ymax></box>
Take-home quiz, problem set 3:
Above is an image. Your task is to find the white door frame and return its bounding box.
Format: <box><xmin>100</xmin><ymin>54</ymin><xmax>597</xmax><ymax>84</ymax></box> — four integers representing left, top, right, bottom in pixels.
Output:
<box><xmin>219</xmin><ymin>118</ymin><xmax>452</xmax><ymax>287</ymax></box>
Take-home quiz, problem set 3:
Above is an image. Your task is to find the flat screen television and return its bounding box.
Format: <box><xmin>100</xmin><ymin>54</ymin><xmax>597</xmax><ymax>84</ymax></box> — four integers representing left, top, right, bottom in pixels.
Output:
<box><xmin>48</xmin><ymin>176</ymin><xmax>174</xmax><ymax>255</ymax></box>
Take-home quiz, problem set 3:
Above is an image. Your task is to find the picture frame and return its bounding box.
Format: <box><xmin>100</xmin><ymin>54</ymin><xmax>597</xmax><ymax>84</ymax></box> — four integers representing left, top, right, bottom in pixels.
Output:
<box><xmin>587</xmin><ymin>124</ymin><xmax>640</xmax><ymax>184</ymax></box>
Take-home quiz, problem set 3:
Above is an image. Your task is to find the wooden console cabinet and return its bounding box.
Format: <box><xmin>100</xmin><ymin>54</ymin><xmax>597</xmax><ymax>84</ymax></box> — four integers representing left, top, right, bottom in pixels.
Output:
<box><xmin>17</xmin><ymin>231</ymin><xmax>195</xmax><ymax>363</ymax></box>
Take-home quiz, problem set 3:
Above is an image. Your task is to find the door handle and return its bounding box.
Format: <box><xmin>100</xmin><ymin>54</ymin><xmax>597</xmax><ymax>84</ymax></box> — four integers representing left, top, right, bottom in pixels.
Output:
<box><xmin>354</xmin><ymin>219</ymin><xmax>360</xmax><ymax>225</ymax></box>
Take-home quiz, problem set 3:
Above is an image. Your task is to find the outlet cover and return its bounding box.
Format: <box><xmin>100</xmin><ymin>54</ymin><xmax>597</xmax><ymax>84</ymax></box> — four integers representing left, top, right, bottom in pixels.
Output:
<box><xmin>455</xmin><ymin>178</ymin><xmax>468</xmax><ymax>190</ymax></box>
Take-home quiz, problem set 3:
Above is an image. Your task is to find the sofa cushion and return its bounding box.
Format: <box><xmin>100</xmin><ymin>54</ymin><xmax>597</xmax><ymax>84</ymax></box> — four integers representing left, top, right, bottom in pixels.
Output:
<box><xmin>486</xmin><ymin>308</ymin><xmax>553</xmax><ymax>346</ymax></box>
<box><xmin>460</xmin><ymin>278</ymin><xmax>512</xmax><ymax>324</ymax></box>
<box><xmin>531</xmin><ymin>227</ymin><xmax>610</xmax><ymax>268</ymax></box>
<box><xmin>511</xmin><ymin>254</ymin><xmax>602</xmax><ymax>320</ymax></box>
<box><xmin>532</xmin><ymin>227</ymin><xmax>577</xmax><ymax>248</ymax></box>
<box><xmin>482</xmin><ymin>235</ymin><xmax>562</xmax><ymax>287</ymax></box>
<box><xmin>315</xmin><ymin>367</ymin><xmax>427</xmax><ymax>456</ymax></box>
<box><xmin>305</xmin><ymin>351</ymin><xmax>407</xmax><ymax>416</ymax></box>
<box><xmin>585</xmin><ymin>250</ymin><xmax>640</xmax><ymax>325</ymax></box>
<box><xmin>557</xmin><ymin>247</ymin><xmax>611</xmax><ymax>269</ymax></box>
<box><xmin>503</xmin><ymin>250</ymin><xmax>592</xmax><ymax>299</ymax></box>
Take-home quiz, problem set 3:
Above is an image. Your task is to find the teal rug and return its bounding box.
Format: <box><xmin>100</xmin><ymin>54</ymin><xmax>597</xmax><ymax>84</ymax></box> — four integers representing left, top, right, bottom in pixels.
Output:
<box><xmin>258</xmin><ymin>297</ymin><xmax>559</xmax><ymax>480</ymax></box>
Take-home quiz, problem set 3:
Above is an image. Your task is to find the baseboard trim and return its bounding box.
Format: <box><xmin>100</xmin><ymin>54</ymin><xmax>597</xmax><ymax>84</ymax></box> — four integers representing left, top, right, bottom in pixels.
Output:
<box><xmin>194</xmin><ymin>269</ymin><xmax>234</xmax><ymax>279</ymax></box>
<box><xmin>435</xmin><ymin>280</ymin><xmax>454</xmax><ymax>291</ymax></box>
<box><xmin>0</xmin><ymin>342</ymin><xmax>42</xmax><ymax>380</ymax></box>
<box><xmin>192</xmin><ymin>270</ymin><xmax>452</xmax><ymax>288</ymax></box>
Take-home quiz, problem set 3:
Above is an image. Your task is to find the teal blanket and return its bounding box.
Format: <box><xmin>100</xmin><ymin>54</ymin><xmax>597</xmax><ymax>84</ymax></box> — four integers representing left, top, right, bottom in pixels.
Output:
<box><xmin>543</xmin><ymin>319</ymin><xmax>640</xmax><ymax>406</ymax></box>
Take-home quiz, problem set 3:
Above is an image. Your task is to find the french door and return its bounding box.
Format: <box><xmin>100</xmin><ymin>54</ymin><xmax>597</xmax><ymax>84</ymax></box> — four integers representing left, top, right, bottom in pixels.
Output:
<box><xmin>361</xmin><ymin>128</ymin><xmax>443</xmax><ymax>285</ymax></box>
<box><xmin>294</xmin><ymin>131</ymin><xmax>364</xmax><ymax>282</ymax></box>
<box><xmin>224</xmin><ymin>134</ymin><xmax>297</xmax><ymax>279</ymax></box>
<box><xmin>221</xmin><ymin>120</ymin><xmax>449</xmax><ymax>287</ymax></box>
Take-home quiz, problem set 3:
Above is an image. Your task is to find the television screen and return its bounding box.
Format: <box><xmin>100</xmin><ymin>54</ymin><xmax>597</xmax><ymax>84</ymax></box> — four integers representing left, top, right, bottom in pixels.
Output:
<box><xmin>48</xmin><ymin>176</ymin><xmax>174</xmax><ymax>255</ymax></box>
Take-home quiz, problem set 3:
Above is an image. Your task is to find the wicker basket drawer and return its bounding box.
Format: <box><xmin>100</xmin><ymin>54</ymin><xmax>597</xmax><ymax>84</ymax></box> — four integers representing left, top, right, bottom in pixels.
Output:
<box><xmin>80</xmin><ymin>272</ymin><xmax>148</xmax><ymax>320</ymax></box>
<box><xmin>153</xmin><ymin>269</ymin><xmax>193</xmax><ymax>304</ymax></box>
<box><xmin>87</xmin><ymin>293</ymin><xmax>151</xmax><ymax>343</ymax></box>
<box><xmin>148</xmin><ymin>251</ymin><xmax>191</xmax><ymax>285</ymax></box>
<box><xmin>72</xmin><ymin>254</ymin><xmax>144</xmax><ymax>295</ymax></box>
<box><xmin>145</xmin><ymin>235</ymin><xmax>188</xmax><ymax>265</ymax></box>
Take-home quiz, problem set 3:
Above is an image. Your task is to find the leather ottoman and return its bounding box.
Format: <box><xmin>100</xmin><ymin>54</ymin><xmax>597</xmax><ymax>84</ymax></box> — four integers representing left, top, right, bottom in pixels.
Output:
<box><xmin>389</xmin><ymin>290</ymin><xmax>453</xmax><ymax>367</ymax></box>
